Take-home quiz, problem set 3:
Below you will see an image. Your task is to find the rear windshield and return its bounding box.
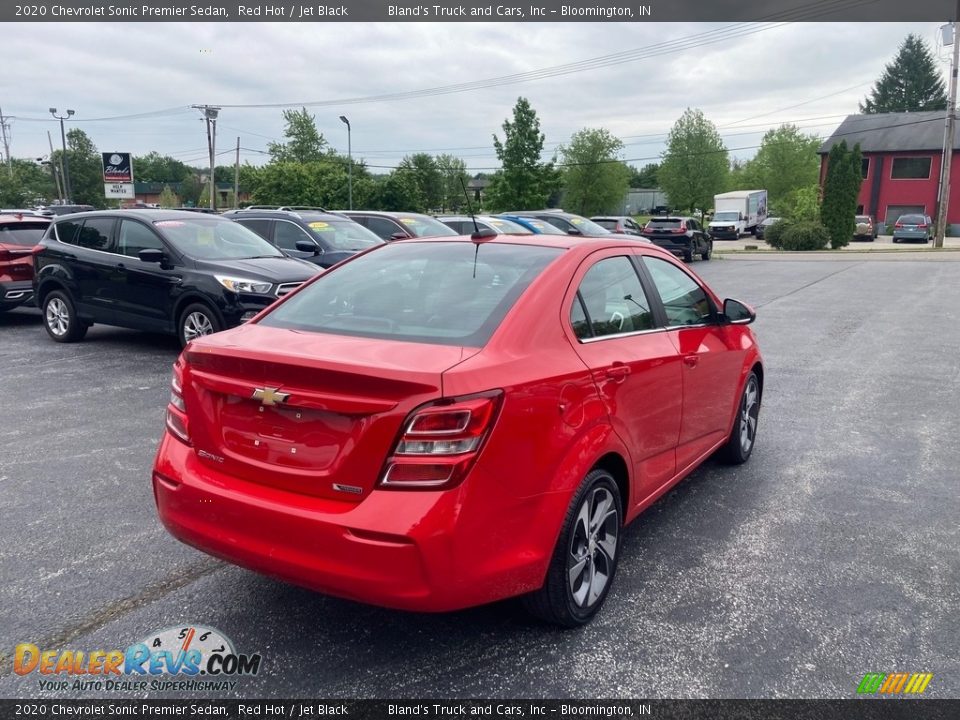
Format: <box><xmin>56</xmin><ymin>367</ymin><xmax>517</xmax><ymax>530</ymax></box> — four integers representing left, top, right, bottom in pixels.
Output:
<box><xmin>592</xmin><ymin>219</ymin><xmax>617</xmax><ymax>230</ymax></box>
<box><xmin>646</xmin><ymin>219</ymin><xmax>683</xmax><ymax>229</ymax></box>
<box><xmin>259</xmin><ymin>241</ymin><xmax>562</xmax><ymax>346</ymax></box>
<box><xmin>0</xmin><ymin>222</ymin><xmax>49</xmax><ymax>246</ymax></box>
<box><xmin>899</xmin><ymin>215</ymin><xmax>926</xmax><ymax>224</ymax></box>
<box><xmin>306</xmin><ymin>218</ymin><xmax>383</xmax><ymax>251</ymax></box>
<box><xmin>154</xmin><ymin>217</ymin><xmax>285</xmax><ymax>260</ymax></box>
<box><xmin>855</xmin><ymin>216</ymin><xmax>872</xmax><ymax>223</ymax></box>
<box><xmin>396</xmin><ymin>216</ymin><xmax>458</xmax><ymax>238</ymax></box>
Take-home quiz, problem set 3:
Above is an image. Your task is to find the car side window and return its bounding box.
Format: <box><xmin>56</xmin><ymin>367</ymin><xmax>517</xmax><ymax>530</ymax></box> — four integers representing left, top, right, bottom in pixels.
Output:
<box><xmin>573</xmin><ymin>256</ymin><xmax>655</xmax><ymax>339</ymax></box>
<box><xmin>118</xmin><ymin>220</ymin><xmax>165</xmax><ymax>258</ymax></box>
<box><xmin>237</xmin><ymin>219</ymin><xmax>272</xmax><ymax>241</ymax></box>
<box><xmin>55</xmin><ymin>219</ymin><xmax>82</xmax><ymax>245</ymax></box>
<box><xmin>274</xmin><ymin>221</ymin><xmax>314</xmax><ymax>251</ymax></box>
<box><xmin>367</xmin><ymin>217</ymin><xmax>403</xmax><ymax>240</ymax></box>
<box><xmin>642</xmin><ymin>256</ymin><xmax>713</xmax><ymax>327</ymax></box>
<box><xmin>687</xmin><ymin>219</ymin><xmax>699</xmax><ymax>231</ymax></box>
<box><xmin>75</xmin><ymin>218</ymin><xmax>115</xmax><ymax>252</ymax></box>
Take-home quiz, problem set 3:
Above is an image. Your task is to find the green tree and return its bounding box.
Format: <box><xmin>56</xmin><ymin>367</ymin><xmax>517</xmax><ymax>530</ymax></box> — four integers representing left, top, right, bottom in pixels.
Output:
<box><xmin>629</xmin><ymin>163</ymin><xmax>659</xmax><ymax>188</ymax></box>
<box><xmin>559</xmin><ymin>128</ymin><xmax>630</xmax><ymax>216</ymax></box>
<box><xmin>780</xmin><ymin>184</ymin><xmax>821</xmax><ymax>222</ymax></box>
<box><xmin>267</xmin><ymin>107</ymin><xmax>331</xmax><ymax>163</ymax></box>
<box><xmin>133</xmin><ymin>152</ymin><xmax>192</xmax><ymax>183</ymax></box>
<box><xmin>436</xmin><ymin>154</ymin><xmax>471</xmax><ymax>211</ymax></box>
<box><xmin>179</xmin><ymin>171</ymin><xmax>203</xmax><ymax>207</ymax></box>
<box><xmin>659</xmin><ymin>108</ymin><xmax>728</xmax><ymax>213</ymax></box>
<box><xmin>398</xmin><ymin>153</ymin><xmax>443</xmax><ymax>210</ymax></box>
<box><xmin>157</xmin><ymin>185</ymin><xmax>179</xmax><ymax>208</ymax></box>
<box><xmin>373</xmin><ymin>169</ymin><xmax>424</xmax><ymax>212</ymax></box>
<box><xmin>484</xmin><ymin>97</ymin><xmax>558</xmax><ymax>211</ymax></box>
<box><xmin>0</xmin><ymin>158</ymin><xmax>56</xmax><ymax>206</ymax></box>
<box><xmin>860</xmin><ymin>34</ymin><xmax>947</xmax><ymax>113</ymax></box>
<box><xmin>730</xmin><ymin>125</ymin><xmax>821</xmax><ymax>208</ymax></box>
<box><xmin>820</xmin><ymin>140</ymin><xmax>863</xmax><ymax>249</ymax></box>
<box><xmin>52</xmin><ymin>129</ymin><xmax>104</xmax><ymax>207</ymax></box>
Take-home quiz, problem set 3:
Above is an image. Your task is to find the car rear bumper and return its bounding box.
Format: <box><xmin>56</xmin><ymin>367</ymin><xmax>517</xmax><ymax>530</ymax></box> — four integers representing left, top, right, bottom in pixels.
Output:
<box><xmin>893</xmin><ymin>232</ymin><xmax>930</xmax><ymax>241</ymax></box>
<box><xmin>646</xmin><ymin>238</ymin><xmax>692</xmax><ymax>255</ymax></box>
<box><xmin>152</xmin><ymin>434</ymin><xmax>547</xmax><ymax>611</ymax></box>
<box><xmin>0</xmin><ymin>280</ymin><xmax>34</xmax><ymax>307</ymax></box>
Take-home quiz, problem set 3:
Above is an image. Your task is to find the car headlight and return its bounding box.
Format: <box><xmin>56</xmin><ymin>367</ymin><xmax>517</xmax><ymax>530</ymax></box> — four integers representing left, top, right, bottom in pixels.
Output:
<box><xmin>214</xmin><ymin>275</ymin><xmax>272</xmax><ymax>294</ymax></box>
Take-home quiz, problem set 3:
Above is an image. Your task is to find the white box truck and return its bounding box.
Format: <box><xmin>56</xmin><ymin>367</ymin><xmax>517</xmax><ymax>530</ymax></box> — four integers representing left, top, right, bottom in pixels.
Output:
<box><xmin>709</xmin><ymin>190</ymin><xmax>767</xmax><ymax>239</ymax></box>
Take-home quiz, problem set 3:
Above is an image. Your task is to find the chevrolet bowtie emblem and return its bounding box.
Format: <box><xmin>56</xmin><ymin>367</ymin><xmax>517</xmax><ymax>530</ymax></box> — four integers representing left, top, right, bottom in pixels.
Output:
<box><xmin>252</xmin><ymin>387</ymin><xmax>290</xmax><ymax>406</ymax></box>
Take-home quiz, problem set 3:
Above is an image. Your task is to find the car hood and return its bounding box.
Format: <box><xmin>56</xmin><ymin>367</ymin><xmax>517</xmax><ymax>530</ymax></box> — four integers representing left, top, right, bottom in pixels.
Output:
<box><xmin>194</xmin><ymin>256</ymin><xmax>320</xmax><ymax>282</ymax></box>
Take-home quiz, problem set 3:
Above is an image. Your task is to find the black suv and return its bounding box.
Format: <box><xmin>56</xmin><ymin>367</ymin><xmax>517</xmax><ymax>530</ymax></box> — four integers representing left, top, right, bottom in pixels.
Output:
<box><xmin>639</xmin><ymin>216</ymin><xmax>712</xmax><ymax>262</ymax></box>
<box><xmin>34</xmin><ymin>210</ymin><xmax>319</xmax><ymax>347</ymax></box>
<box><xmin>337</xmin><ymin>211</ymin><xmax>458</xmax><ymax>241</ymax></box>
<box><xmin>224</xmin><ymin>207</ymin><xmax>383</xmax><ymax>267</ymax></box>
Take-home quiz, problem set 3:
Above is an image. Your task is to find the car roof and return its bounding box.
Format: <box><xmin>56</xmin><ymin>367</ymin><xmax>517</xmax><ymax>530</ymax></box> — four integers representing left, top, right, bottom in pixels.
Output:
<box><xmin>403</xmin><ymin>232</ymin><xmax>677</xmax><ymax>258</ymax></box>
<box><xmin>647</xmin><ymin>216</ymin><xmax>690</xmax><ymax>221</ymax></box>
<box><xmin>338</xmin><ymin>210</ymin><xmax>435</xmax><ymax>219</ymax></box>
<box><xmin>52</xmin><ymin>209</ymin><xmax>229</xmax><ymax>222</ymax></box>
<box><xmin>0</xmin><ymin>213</ymin><xmax>51</xmax><ymax>223</ymax></box>
<box><xmin>225</xmin><ymin>208</ymin><xmax>349</xmax><ymax>221</ymax></box>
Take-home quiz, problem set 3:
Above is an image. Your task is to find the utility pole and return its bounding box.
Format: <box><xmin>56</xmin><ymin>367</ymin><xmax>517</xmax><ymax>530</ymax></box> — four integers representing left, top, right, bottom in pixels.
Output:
<box><xmin>47</xmin><ymin>131</ymin><xmax>64</xmax><ymax>203</ymax></box>
<box><xmin>936</xmin><ymin>8</ymin><xmax>960</xmax><ymax>249</ymax></box>
<box><xmin>234</xmin><ymin>136</ymin><xmax>240</xmax><ymax>209</ymax></box>
<box><xmin>192</xmin><ymin>105</ymin><xmax>220</xmax><ymax>211</ymax></box>
<box><xmin>0</xmin><ymin>106</ymin><xmax>12</xmax><ymax>177</ymax></box>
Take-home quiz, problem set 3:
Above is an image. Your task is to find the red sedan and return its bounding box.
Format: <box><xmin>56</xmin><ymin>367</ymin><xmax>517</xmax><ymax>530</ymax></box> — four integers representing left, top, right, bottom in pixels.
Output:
<box><xmin>153</xmin><ymin>233</ymin><xmax>763</xmax><ymax>626</ymax></box>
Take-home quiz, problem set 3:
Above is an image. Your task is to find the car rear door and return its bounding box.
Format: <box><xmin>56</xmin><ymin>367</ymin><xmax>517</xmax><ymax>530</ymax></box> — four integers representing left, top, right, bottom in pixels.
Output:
<box><xmin>565</xmin><ymin>250</ymin><xmax>682</xmax><ymax>502</ymax></box>
<box><xmin>640</xmin><ymin>254</ymin><xmax>744</xmax><ymax>472</ymax></box>
<box><xmin>68</xmin><ymin>217</ymin><xmax>119</xmax><ymax>323</ymax></box>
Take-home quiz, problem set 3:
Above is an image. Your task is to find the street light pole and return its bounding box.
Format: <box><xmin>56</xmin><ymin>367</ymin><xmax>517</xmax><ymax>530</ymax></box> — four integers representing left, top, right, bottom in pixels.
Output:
<box><xmin>340</xmin><ymin>115</ymin><xmax>352</xmax><ymax>210</ymax></box>
<box><xmin>49</xmin><ymin>108</ymin><xmax>74</xmax><ymax>203</ymax></box>
<box><xmin>192</xmin><ymin>105</ymin><xmax>221</xmax><ymax>211</ymax></box>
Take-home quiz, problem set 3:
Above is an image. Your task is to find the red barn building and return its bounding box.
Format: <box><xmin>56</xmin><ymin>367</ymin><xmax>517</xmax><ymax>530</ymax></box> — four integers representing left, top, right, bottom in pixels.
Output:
<box><xmin>819</xmin><ymin>111</ymin><xmax>960</xmax><ymax>231</ymax></box>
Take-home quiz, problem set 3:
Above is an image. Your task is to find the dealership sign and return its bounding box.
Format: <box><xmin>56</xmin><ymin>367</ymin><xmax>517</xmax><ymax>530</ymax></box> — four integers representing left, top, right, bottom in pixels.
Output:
<box><xmin>102</xmin><ymin>152</ymin><xmax>135</xmax><ymax>199</ymax></box>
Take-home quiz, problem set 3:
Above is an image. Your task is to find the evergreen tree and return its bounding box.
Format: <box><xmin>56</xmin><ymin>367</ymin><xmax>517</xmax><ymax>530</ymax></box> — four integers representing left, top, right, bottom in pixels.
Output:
<box><xmin>485</xmin><ymin>97</ymin><xmax>558</xmax><ymax>211</ymax></box>
<box><xmin>860</xmin><ymin>34</ymin><xmax>947</xmax><ymax>113</ymax></box>
<box><xmin>659</xmin><ymin>108</ymin><xmax>728</xmax><ymax>213</ymax></box>
<box><xmin>157</xmin><ymin>185</ymin><xmax>179</xmax><ymax>208</ymax></box>
<box><xmin>820</xmin><ymin>140</ymin><xmax>863</xmax><ymax>249</ymax></box>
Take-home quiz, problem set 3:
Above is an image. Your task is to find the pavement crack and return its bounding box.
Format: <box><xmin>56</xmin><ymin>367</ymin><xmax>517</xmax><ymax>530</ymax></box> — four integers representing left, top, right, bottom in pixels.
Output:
<box><xmin>754</xmin><ymin>262</ymin><xmax>861</xmax><ymax>308</ymax></box>
<box><xmin>0</xmin><ymin>558</ymin><xmax>224</xmax><ymax>673</ymax></box>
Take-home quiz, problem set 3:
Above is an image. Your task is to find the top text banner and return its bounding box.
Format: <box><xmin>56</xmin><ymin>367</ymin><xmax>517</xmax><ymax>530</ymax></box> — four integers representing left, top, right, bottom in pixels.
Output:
<box><xmin>4</xmin><ymin>0</ymin><xmax>956</xmax><ymax>22</ymax></box>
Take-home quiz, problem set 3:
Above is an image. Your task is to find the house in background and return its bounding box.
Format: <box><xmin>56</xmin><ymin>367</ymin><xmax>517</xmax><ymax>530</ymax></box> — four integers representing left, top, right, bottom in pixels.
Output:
<box><xmin>129</xmin><ymin>181</ymin><xmax>251</xmax><ymax>208</ymax></box>
<box><xmin>819</xmin><ymin>111</ymin><xmax>960</xmax><ymax>232</ymax></box>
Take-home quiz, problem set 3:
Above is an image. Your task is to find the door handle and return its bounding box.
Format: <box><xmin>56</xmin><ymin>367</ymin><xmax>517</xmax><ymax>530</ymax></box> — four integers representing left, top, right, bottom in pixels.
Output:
<box><xmin>604</xmin><ymin>363</ymin><xmax>631</xmax><ymax>381</ymax></box>
<box><xmin>683</xmin><ymin>355</ymin><xmax>699</xmax><ymax>369</ymax></box>
<box><xmin>115</xmin><ymin>263</ymin><xmax>127</xmax><ymax>272</ymax></box>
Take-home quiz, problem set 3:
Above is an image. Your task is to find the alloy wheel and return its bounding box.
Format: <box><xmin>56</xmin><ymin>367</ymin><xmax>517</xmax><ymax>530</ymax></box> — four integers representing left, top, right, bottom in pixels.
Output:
<box><xmin>182</xmin><ymin>311</ymin><xmax>214</xmax><ymax>342</ymax></box>
<box><xmin>46</xmin><ymin>297</ymin><xmax>69</xmax><ymax>337</ymax></box>
<box><xmin>739</xmin><ymin>375</ymin><xmax>760</xmax><ymax>454</ymax></box>
<box><xmin>567</xmin><ymin>486</ymin><xmax>619</xmax><ymax>609</ymax></box>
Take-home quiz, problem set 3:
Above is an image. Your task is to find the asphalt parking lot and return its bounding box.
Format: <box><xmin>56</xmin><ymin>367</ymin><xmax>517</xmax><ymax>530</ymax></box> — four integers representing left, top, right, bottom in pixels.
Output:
<box><xmin>1</xmin><ymin>255</ymin><xmax>958</xmax><ymax>700</ymax></box>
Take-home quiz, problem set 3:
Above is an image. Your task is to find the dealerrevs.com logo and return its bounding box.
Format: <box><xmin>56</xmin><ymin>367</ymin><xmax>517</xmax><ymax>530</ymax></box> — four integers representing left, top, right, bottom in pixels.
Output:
<box><xmin>14</xmin><ymin>625</ymin><xmax>261</xmax><ymax>692</ymax></box>
<box><xmin>857</xmin><ymin>672</ymin><xmax>934</xmax><ymax>695</ymax></box>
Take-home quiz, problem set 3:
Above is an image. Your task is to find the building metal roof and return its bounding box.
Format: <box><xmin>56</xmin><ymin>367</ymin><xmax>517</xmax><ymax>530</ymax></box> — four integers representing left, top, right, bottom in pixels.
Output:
<box><xmin>818</xmin><ymin>111</ymin><xmax>957</xmax><ymax>154</ymax></box>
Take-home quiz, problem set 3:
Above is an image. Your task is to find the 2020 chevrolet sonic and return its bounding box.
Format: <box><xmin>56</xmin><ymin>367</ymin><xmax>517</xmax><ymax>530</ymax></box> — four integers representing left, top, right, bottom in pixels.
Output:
<box><xmin>153</xmin><ymin>233</ymin><xmax>763</xmax><ymax>626</ymax></box>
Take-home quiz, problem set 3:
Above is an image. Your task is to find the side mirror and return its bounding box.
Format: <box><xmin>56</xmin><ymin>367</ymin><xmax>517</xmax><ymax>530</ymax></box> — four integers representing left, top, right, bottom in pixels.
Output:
<box><xmin>723</xmin><ymin>298</ymin><xmax>756</xmax><ymax>325</ymax></box>
<box><xmin>566</xmin><ymin>228</ymin><xmax>583</xmax><ymax>236</ymax></box>
<box><xmin>295</xmin><ymin>239</ymin><xmax>320</xmax><ymax>255</ymax></box>
<box><xmin>138</xmin><ymin>249</ymin><xmax>165</xmax><ymax>264</ymax></box>
<box><xmin>389</xmin><ymin>231</ymin><xmax>410</xmax><ymax>242</ymax></box>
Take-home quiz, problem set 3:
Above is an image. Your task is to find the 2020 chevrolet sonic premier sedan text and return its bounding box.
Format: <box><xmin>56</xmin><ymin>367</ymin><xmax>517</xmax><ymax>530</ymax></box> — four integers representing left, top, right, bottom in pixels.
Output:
<box><xmin>153</xmin><ymin>233</ymin><xmax>763</xmax><ymax>626</ymax></box>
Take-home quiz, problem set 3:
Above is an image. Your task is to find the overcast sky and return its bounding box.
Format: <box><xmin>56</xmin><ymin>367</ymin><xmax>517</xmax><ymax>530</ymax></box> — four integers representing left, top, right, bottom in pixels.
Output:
<box><xmin>0</xmin><ymin>22</ymin><xmax>949</xmax><ymax>173</ymax></box>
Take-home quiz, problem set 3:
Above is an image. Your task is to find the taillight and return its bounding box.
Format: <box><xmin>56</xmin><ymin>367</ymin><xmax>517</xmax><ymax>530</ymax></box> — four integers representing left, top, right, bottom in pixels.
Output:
<box><xmin>895</xmin><ymin>222</ymin><xmax>903</xmax><ymax>228</ymax></box>
<box><xmin>379</xmin><ymin>391</ymin><xmax>502</xmax><ymax>490</ymax></box>
<box><xmin>165</xmin><ymin>358</ymin><xmax>190</xmax><ymax>445</ymax></box>
<box><xmin>918</xmin><ymin>223</ymin><xmax>927</xmax><ymax>229</ymax></box>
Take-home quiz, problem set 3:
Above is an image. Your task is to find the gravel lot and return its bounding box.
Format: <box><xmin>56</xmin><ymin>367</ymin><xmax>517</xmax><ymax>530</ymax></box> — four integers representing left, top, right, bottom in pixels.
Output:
<box><xmin>1</xmin><ymin>255</ymin><xmax>958</xmax><ymax>699</ymax></box>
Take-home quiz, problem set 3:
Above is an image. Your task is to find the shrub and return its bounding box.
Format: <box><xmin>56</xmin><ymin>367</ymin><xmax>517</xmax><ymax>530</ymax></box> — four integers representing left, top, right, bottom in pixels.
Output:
<box><xmin>780</xmin><ymin>221</ymin><xmax>829</xmax><ymax>251</ymax></box>
<box><xmin>764</xmin><ymin>219</ymin><xmax>792</xmax><ymax>249</ymax></box>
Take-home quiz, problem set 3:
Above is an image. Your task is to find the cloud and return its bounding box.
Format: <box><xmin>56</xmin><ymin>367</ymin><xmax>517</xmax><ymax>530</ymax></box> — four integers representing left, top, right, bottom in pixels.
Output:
<box><xmin>1</xmin><ymin>21</ymin><xmax>942</xmax><ymax>172</ymax></box>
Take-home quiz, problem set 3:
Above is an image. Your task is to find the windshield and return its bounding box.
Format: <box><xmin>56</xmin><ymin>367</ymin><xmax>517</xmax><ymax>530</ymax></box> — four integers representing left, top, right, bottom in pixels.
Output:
<box><xmin>154</xmin><ymin>217</ymin><xmax>285</xmax><ymax>260</ymax></box>
<box><xmin>396</xmin><ymin>216</ymin><xmax>459</xmax><ymax>238</ymax></box>
<box><xmin>306</xmin><ymin>219</ymin><xmax>384</xmax><ymax>251</ymax></box>
<box><xmin>0</xmin><ymin>222</ymin><xmax>50</xmax><ymax>246</ymax></box>
<box><xmin>713</xmin><ymin>212</ymin><xmax>740</xmax><ymax>221</ymax></box>
<box><xmin>259</xmin><ymin>241</ymin><xmax>562</xmax><ymax>346</ymax></box>
<box><xmin>482</xmin><ymin>217</ymin><xmax>533</xmax><ymax>235</ymax></box>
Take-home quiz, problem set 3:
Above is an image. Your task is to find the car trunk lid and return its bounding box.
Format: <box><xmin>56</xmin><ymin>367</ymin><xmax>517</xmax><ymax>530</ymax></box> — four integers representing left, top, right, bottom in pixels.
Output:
<box><xmin>181</xmin><ymin>324</ymin><xmax>475</xmax><ymax>501</ymax></box>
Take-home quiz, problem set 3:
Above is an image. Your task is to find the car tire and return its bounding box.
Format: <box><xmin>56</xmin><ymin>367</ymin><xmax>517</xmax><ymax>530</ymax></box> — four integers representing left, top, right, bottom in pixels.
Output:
<box><xmin>178</xmin><ymin>302</ymin><xmax>222</xmax><ymax>348</ymax></box>
<box><xmin>683</xmin><ymin>250</ymin><xmax>694</xmax><ymax>263</ymax></box>
<box><xmin>701</xmin><ymin>242</ymin><xmax>712</xmax><ymax>261</ymax></box>
<box><xmin>42</xmin><ymin>290</ymin><xmax>87</xmax><ymax>343</ymax></box>
<box><xmin>719</xmin><ymin>371</ymin><xmax>761</xmax><ymax>465</ymax></box>
<box><xmin>522</xmin><ymin>468</ymin><xmax>623</xmax><ymax>628</ymax></box>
